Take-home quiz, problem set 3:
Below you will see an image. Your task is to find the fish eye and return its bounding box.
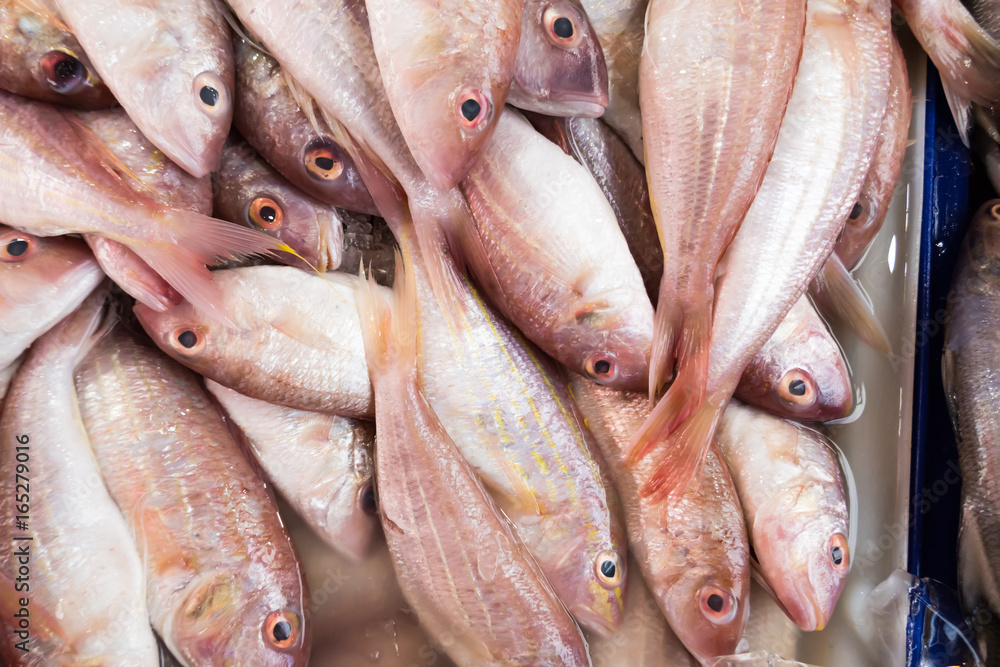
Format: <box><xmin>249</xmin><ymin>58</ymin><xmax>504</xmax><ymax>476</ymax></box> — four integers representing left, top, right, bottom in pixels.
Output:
<box><xmin>263</xmin><ymin>610</ymin><xmax>300</xmax><ymax>651</ymax></box>
<box><xmin>360</xmin><ymin>482</ymin><xmax>377</xmax><ymax>516</ymax></box>
<box><xmin>585</xmin><ymin>354</ymin><xmax>618</xmax><ymax>383</ymax></box>
<box><xmin>171</xmin><ymin>328</ymin><xmax>205</xmax><ymax>356</ymax></box>
<box><xmin>193</xmin><ymin>72</ymin><xmax>230</xmax><ymax>119</ymax></box>
<box><xmin>594</xmin><ymin>550</ymin><xmax>624</xmax><ymax>589</ymax></box>
<box><xmin>991</xmin><ymin>204</ymin><xmax>1000</xmax><ymax>221</ymax></box>
<box><xmin>829</xmin><ymin>533</ymin><xmax>849</xmax><ymax>570</ymax></box>
<box><xmin>543</xmin><ymin>6</ymin><xmax>584</xmax><ymax>48</ymax></box>
<box><xmin>698</xmin><ymin>585</ymin><xmax>737</xmax><ymax>625</ymax></box>
<box><xmin>303</xmin><ymin>139</ymin><xmax>345</xmax><ymax>182</ymax></box>
<box><xmin>778</xmin><ymin>369</ymin><xmax>815</xmax><ymax>406</ymax></box>
<box><xmin>248</xmin><ymin>196</ymin><xmax>284</xmax><ymax>231</ymax></box>
<box><xmin>40</xmin><ymin>51</ymin><xmax>86</xmax><ymax>93</ymax></box>
<box><xmin>457</xmin><ymin>90</ymin><xmax>490</xmax><ymax>130</ymax></box>
<box><xmin>847</xmin><ymin>195</ymin><xmax>874</xmax><ymax>228</ymax></box>
<box><xmin>0</xmin><ymin>233</ymin><xmax>34</xmax><ymax>262</ymax></box>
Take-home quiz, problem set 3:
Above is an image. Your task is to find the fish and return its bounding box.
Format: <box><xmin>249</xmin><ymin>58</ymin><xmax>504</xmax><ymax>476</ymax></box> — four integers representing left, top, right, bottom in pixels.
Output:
<box><xmin>0</xmin><ymin>225</ymin><xmax>104</xmax><ymax>370</ymax></box>
<box><xmin>965</xmin><ymin>0</ymin><xmax>1000</xmax><ymax>40</ymax></box>
<box><xmin>206</xmin><ymin>381</ymin><xmax>378</xmax><ymax>563</ymax></box>
<box><xmin>569</xmin><ymin>375</ymin><xmax>750</xmax><ymax>661</ymax></box>
<box><xmin>74</xmin><ymin>327</ymin><xmax>311</xmax><ymax>666</ymax></box>
<box><xmin>0</xmin><ymin>0</ymin><xmax>113</xmax><ymax>108</ymax></box>
<box><xmin>734</xmin><ymin>296</ymin><xmax>852</xmax><ymax>422</ymax></box>
<box><xmin>0</xmin><ymin>354</ymin><xmax>23</xmax><ymax>406</ymax></box>
<box><xmin>737</xmin><ymin>580</ymin><xmax>802</xmax><ymax>658</ymax></box>
<box><xmin>715</xmin><ymin>401</ymin><xmax>852</xmax><ymax>631</ymax></box>
<box><xmin>364</xmin><ymin>0</ymin><xmax>522</xmax><ymax>190</ymax></box>
<box><xmin>508</xmin><ymin>0</ymin><xmax>609</xmax><ymax>117</ymax></box>
<box><xmin>641</xmin><ymin>0</ymin><xmax>806</xmax><ymax>402</ymax></box>
<box><xmin>340</xmin><ymin>212</ymin><xmax>398</xmax><ymax>288</ymax></box>
<box><xmin>895</xmin><ymin>0</ymin><xmax>1000</xmax><ymax>143</ymax></box>
<box><xmin>134</xmin><ymin>266</ymin><xmax>376</xmax><ymax>419</ymax></box>
<box><xmin>585</xmin><ymin>559</ymin><xmax>698</xmax><ymax>666</ymax></box>
<box><xmin>459</xmin><ymin>109</ymin><xmax>654</xmax><ymax>392</ymax></box>
<box><xmin>52</xmin><ymin>0</ymin><xmax>234</xmax><ymax>177</ymax></box>
<box><xmin>0</xmin><ymin>292</ymin><xmax>159</xmax><ymax>666</ymax></box>
<box><xmin>213</xmin><ymin>137</ymin><xmax>344</xmax><ymax>273</ymax></box>
<box><xmin>71</xmin><ymin>107</ymin><xmax>213</xmax><ymax>312</ymax></box>
<box><xmin>631</xmin><ymin>0</ymin><xmax>892</xmax><ymax>498</ymax></box>
<box><xmin>355</xmin><ymin>252</ymin><xmax>591</xmax><ymax>666</ymax></box>
<box><xmin>578</xmin><ymin>0</ymin><xmax>647</xmax><ymax>161</ymax></box>
<box><xmin>231</xmin><ymin>34</ymin><xmax>378</xmax><ymax>215</ymax></box>
<box><xmin>942</xmin><ymin>200</ymin><xmax>1000</xmax><ymax>623</ymax></box>
<box><xmin>525</xmin><ymin>112</ymin><xmax>662</xmax><ymax>303</ymax></box>
<box><xmin>401</xmin><ymin>222</ymin><xmax>626</xmax><ymax>635</ymax></box>
<box><xmin>0</xmin><ymin>90</ymin><xmax>286</xmax><ymax>324</ymax></box>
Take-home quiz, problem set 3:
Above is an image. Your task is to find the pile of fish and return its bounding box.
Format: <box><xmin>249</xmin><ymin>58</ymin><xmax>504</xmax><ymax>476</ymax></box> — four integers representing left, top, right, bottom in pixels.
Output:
<box><xmin>4</xmin><ymin>0</ymin><xmax>974</xmax><ymax>664</ymax></box>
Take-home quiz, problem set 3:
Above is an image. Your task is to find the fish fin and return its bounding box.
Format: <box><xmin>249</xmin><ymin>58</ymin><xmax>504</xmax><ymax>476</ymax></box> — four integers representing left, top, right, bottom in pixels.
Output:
<box><xmin>216</xmin><ymin>0</ymin><xmax>271</xmax><ymax>56</ymax></box>
<box><xmin>357</xmin><ymin>251</ymin><xmax>414</xmax><ymax>376</ymax></box>
<box><xmin>649</xmin><ymin>291</ymin><xmax>678</xmax><ymax>400</ymax></box>
<box><xmin>128</xmin><ymin>488</ymin><xmax>192</xmax><ymax>578</ymax></box>
<box><xmin>636</xmin><ymin>393</ymin><xmax>725</xmax><ymax>501</ymax></box>
<box><xmin>85</xmin><ymin>235</ymin><xmax>181</xmax><ymax>312</ymax></box>
<box><xmin>627</xmin><ymin>370</ymin><xmax>694</xmax><ymax>464</ymax></box>
<box><xmin>64</xmin><ymin>113</ymin><xmax>160</xmax><ymax>198</ymax></box>
<box><xmin>676</xmin><ymin>299</ymin><xmax>712</xmax><ymax>407</ymax></box>
<box><xmin>127</xmin><ymin>214</ymin><xmax>287</xmax><ymax>328</ymax></box>
<box><xmin>942</xmin><ymin>83</ymin><xmax>973</xmax><ymax>147</ymax></box>
<box><xmin>269</xmin><ymin>307</ymin><xmax>342</xmax><ymax>353</ymax></box>
<box><xmin>810</xmin><ymin>254</ymin><xmax>891</xmax><ymax>356</ymax></box>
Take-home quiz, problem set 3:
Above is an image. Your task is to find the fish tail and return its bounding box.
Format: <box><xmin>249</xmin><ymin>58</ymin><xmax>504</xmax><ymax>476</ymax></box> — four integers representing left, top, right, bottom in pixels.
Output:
<box><xmin>811</xmin><ymin>254</ymin><xmax>891</xmax><ymax>356</ymax></box>
<box><xmin>641</xmin><ymin>395</ymin><xmax>725</xmax><ymax>501</ymax></box>
<box><xmin>357</xmin><ymin>250</ymin><xmax>415</xmax><ymax>378</ymax></box>
<box><xmin>649</xmin><ymin>293</ymin><xmax>679</xmax><ymax>400</ymax></box>
<box><xmin>626</xmin><ymin>364</ymin><xmax>699</xmax><ymax>465</ymax></box>
<box><xmin>676</xmin><ymin>297</ymin><xmax>712</xmax><ymax>407</ymax></box>
<box><xmin>126</xmin><ymin>212</ymin><xmax>288</xmax><ymax>328</ymax></box>
<box><xmin>942</xmin><ymin>82</ymin><xmax>973</xmax><ymax>147</ymax></box>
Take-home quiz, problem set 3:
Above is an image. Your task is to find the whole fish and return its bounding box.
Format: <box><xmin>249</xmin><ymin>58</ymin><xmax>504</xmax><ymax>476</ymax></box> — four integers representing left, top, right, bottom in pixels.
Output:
<box><xmin>134</xmin><ymin>266</ymin><xmax>375</xmax><ymax>419</ymax></box>
<box><xmin>525</xmin><ymin>112</ymin><xmax>662</xmax><ymax>303</ymax></box>
<box><xmin>586</xmin><ymin>558</ymin><xmax>698</xmax><ymax>667</ymax></box>
<box><xmin>0</xmin><ymin>225</ymin><xmax>104</xmax><ymax>369</ymax></box>
<box><xmin>459</xmin><ymin>109</ymin><xmax>654</xmax><ymax>392</ymax></box>
<box><xmin>403</xmin><ymin>223</ymin><xmax>626</xmax><ymax>635</ymax></box>
<box><xmin>231</xmin><ymin>35</ymin><xmax>377</xmax><ymax>215</ymax></box>
<box><xmin>364</xmin><ymin>0</ymin><xmax>521</xmax><ymax>190</ymax></box>
<box><xmin>632</xmin><ymin>0</ymin><xmax>892</xmax><ymax>498</ymax></box>
<box><xmin>943</xmin><ymin>200</ymin><xmax>1000</xmax><ymax>621</ymax></box>
<box><xmin>716</xmin><ymin>401</ymin><xmax>851</xmax><ymax>631</ymax></box>
<box><xmin>508</xmin><ymin>0</ymin><xmax>609</xmax><ymax>117</ymax></box>
<box><xmin>356</xmin><ymin>255</ymin><xmax>591</xmax><ymax>666</ymax></box>
<box><xmin>0</xmin><ymin>90</ymin><xmax>284</xmax><ymax>324</ymax></box>
<box><xmin>569</xmin><ymin>375</ymin><xmax>750</xmax><ymax>661</ymax></box>
<box><xmin>895</xmin><ymin>0</ymin><xmax>1000</xmax><ymax>141</ymax></box>
<box><xmin>0</xmin><ymin>0</ymin><xmax>113</xmax><ymax>108</ymax></box>
<box><xmin>213</xmin><ymin>137</ymin><xmax>344</xmax><ymax>273</ymax></box>
<box><xmin>735</xmin><ymin>296</ymin><xmax>852</xmax><ymax>422</ymax></box>
<box><xmin>641</xmin><ymin>0</ymin><xmax>806</xmax><ymax>401</ymax></box>
<box><xmin>72</xmin><ymin>107</ymin><xmax>212</xmax><ymax>312</ymax></box>
<box><xmin>578</xmin><ymin>0</ymin><xmax>647</xmax><ymax>160</ymax></box>
<box><xmin>53</xmin><ymin>0</ymin><xmax>234</xmax><ymax>177</ymax></box>
<box><xmin>75</xmin><ymin>328</ymin><xmax>311</xmax><ymax>666</ymax></box>
<box><xmin>0</xmin><ymin>293</ymin><xmax>158</xmax><ymax>666</ymax></box>
<box><xmin>207</xmin><ymin>381</ymin><xmax>378</xmax><ymax>563</ymax></box>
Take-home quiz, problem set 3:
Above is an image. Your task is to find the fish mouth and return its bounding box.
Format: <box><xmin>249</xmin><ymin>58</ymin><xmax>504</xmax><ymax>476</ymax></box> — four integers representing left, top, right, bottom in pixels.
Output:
<box><xmin>547</xmin><ymin>96</ymin><xmax>608</xmax><ymax>119</ymax></box>
<box><xmin>789</xmin><ymin>580</ymin><xmax>828</xmax><ymax>631</ymax></box>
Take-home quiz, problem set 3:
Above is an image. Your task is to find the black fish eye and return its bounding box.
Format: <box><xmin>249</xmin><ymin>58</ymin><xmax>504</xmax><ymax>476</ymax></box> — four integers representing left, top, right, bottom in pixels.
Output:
<box><xmin>199</xmin><ymin>85</ymin><xmax>219</xmax><ymax>106</ymax></box>
<box><xmin>849</xmin><ymin>201</ymin><xmax>863</xmax><ymax>220</ymax></box>
<box><xmin>831</xmin><ymin>545</ymin><xmax>843</xmax><ymax>565</ymax></box>
<box><xmin>788</xmin><ymin>379</ymin><xmax>807</xmax><ymax>396</ymax></box>
<box><xmin>314</xmin><ymin>156</ymin><xmax>335</xmax><ymax>171</ymax></box>
<box><xmin>461</xmin><ymin>98</ymin><xmax>482</xmax><ymax>122</ymax></box>
<box><xmin>40</xmin><ymin>51</ymin><xmax>85</xmax><ymax>93</ymax></box>
<box><xmin>259</xmin><ymin>206</ymin><xmax>277</xmax><ymax>223</ymax></box>
<box><xmin>272</xmin><ymin>620</ymin><xmax>291</xmax><ymax>642</ymax></box>
<box><xmin>594</xmin><ymin>359</ymin><xmax>611</xmax><ymax>375</ymax></box>
<box><xmin>553</xmin><ymin>16</ymin><xmax>574</xmax><ymax>39</ymax></box>
<box><xmin>6</xmin><ymin>239</ymin><xmax>28</xmax><ymax>256</ymax></box>
<box><xmin>599</xmin><ymin>560</ymin><xmax>615</xmax><ymax>578</ymax></box>
<box><xmin>707</xmin><ymin>594</ymin><xmax>724</xmax><ymax>613</ymax></box>
<box><xmin>361</xmin><ymin>484</ymin><xmax>377</xmax><ymax>515</ymax></box>
<box><xmin>177</xmin><ymin>330</ymin><xmax>198</xmax><ymax>349</ymax></box>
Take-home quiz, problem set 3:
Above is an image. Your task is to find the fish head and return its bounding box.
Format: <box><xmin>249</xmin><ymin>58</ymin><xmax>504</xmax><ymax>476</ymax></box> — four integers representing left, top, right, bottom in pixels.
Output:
<box><xmin>171</xmin><ymin>570</ymin><xmax>309</xmax><ymax>665</ymax></box>
<box><xmin>661</xmin><ymin>566</ymin><xmax>748</xmax><ymax>661</ymax></box>
<box><xmin>566</xmin><ymin>286</ymin><xmax>653</xmax><ymax>392</ymax></box>
<box><xmin>240</xmin><ymin>187</ymin><xmax>343</xmax><ymax>273</ymax></box>
<box><xmin>0</xmin><ymin>227</ymin><xmax>101</xmax><ymax>310</ymax></box>
<box><xmin>514</xmin><ymin>0</ymin><xmax>609</xmax><ymax>116</ymax></box>
<box><xmin>752</xmin><ymin>479</ymin><xmax>851</xmax><ymax>631</ymax></box>
<box><xmin>133</xmin><ymin>299</ymin><xmax>230</xmax><ymax>378</ymax></box>
<box><xmin>322</xmin><ymin>422</ymin><xmax>379</xmax><ymax>562</ymax></box>
<box><xmin>738</xmin><ymin>348</ymin><xmax>852</xmax><ymax>422</ymax></box>
<box><xmin>965</xmin><ymin>201</ymin><xmax>1000</xmax><ymax>284</ymax></box>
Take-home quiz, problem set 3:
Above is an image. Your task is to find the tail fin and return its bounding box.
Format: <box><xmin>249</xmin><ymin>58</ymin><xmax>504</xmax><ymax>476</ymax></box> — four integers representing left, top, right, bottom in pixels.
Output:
<box><xmin>649</xmin><ymin>293</ymin><xmax>679</xmax><ymax>400</ymax></box>
<box><xmin>640</xmin><ymin>393</ymin><xmax>726</xmax><ymax>501</ymax></box>
<box><xmin>356</xmin><ymin>251</ymin><xmax>415</xmax><ymax>379</ymax></box>
<box><xmin>627</xmin><ymin>361</ymin><xmax>702</xmax><ymax>465</ymax></box>
<box><xmin>810</xmin><ymin>254</ymin><xmax>891</xmax><ymax>356</ymax></box>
